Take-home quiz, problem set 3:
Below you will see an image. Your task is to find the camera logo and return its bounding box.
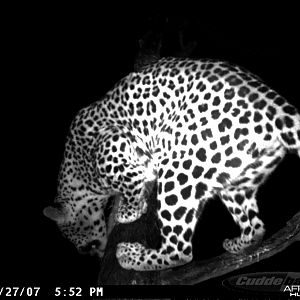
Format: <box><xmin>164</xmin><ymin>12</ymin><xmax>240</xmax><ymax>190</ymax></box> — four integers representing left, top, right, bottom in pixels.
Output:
<box><xmin>222</xmin><ymin>272</ymin><xmax>300</xmax><ymax>296</ymax></box>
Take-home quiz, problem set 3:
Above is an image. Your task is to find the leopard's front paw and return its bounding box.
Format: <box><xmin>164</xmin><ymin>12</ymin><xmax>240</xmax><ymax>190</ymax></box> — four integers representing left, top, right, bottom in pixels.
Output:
<box><xmin>115</xmin><ymin>200</ymin><xmax>148</xmax><ymax>224</ymax></box>
<box><xmin>116</xmin><ymin>242</ymin><xmax>146</xmax><ymax>270</ymax></box>
<box><xmin>138</xmin><ymin>198</ymin><xmax>148</xmax><ymax>214</ymax></box>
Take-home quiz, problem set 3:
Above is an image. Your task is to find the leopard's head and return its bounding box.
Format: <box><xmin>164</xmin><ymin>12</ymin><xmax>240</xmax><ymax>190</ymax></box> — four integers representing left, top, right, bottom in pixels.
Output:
<box><xmin>43</xmin><ymin>198</ymin><xmax>110</xmax><ymax>258</ymax></box>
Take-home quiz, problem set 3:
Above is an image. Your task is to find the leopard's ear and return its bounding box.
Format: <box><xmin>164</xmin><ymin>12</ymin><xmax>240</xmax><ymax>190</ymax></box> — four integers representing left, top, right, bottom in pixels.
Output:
<box><xmin>43</xmin><ymin>206</ymin><xmax>66</xmax><ymax>223</ymax></box>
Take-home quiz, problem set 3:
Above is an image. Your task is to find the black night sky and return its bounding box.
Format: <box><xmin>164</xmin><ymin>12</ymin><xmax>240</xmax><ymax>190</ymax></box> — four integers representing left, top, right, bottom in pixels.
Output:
<box><xmin>2</xmin><ymin>10</ymin><xmax>300</xmax><ymax>298</ymax></box>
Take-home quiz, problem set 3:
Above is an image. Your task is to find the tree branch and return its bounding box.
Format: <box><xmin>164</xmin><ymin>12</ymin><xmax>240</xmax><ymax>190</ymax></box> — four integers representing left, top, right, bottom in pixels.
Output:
<box><xmin>159</xmin><ymin>210</ymin><xmax>300</xmax><ymax>285</ymax></box>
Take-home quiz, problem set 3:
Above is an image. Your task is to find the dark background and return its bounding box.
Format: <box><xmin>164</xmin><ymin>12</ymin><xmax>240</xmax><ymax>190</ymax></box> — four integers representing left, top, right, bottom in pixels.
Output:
<box><xmin>2</xmin><ymin>11</ymin><xmax>300</xmax><ymax>298</ymax></box>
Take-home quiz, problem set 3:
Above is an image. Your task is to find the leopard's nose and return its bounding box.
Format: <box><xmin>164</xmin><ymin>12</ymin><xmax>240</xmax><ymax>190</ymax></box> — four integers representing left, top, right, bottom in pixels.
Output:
<box><xmin>78</xmin><ymin>240</ymin><xmax>101</xmax><ymax>254</ymax></box>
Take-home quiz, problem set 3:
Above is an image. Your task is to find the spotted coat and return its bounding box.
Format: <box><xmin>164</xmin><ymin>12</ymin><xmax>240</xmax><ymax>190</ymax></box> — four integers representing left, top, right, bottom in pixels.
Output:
<box><xmin>44</xmin><ymin>57</ymin><xmax>300</xmax><ymax>270</ymax></box>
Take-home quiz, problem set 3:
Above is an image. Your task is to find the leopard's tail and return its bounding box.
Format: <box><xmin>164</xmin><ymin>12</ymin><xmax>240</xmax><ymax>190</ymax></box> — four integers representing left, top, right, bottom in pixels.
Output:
<box><xmin>276</xmin><ymin>103</ymin><xmax>300</xmax><ymax>158</ymax></box>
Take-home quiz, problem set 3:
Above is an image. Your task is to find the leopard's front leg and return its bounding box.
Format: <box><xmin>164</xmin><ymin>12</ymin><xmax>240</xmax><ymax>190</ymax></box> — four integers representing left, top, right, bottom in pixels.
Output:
<box><xmin>96</xmin><ymin>128</ymin><xmax>156</xmax><ymax>224</ymax></box>
<box><xmin>116</xmin><ymin>176</ymin><xmax>156</xmax><ymax>224</ymax></box>
<box><xmin>116</xmin><ymin>160</ymin><xmax>212</xmax><ymax>271</ymax></box>
<box><xmin>115</xmin><ymin>188</ymin><xmax>148</xmax><ymax>224</ymax></box>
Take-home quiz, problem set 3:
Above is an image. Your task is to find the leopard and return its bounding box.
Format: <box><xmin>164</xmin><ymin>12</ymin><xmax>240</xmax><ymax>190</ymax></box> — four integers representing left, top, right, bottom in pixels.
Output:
<box><xmin>44</xmin><ymin>57</ymin><xmax>300</xmax><ymax>271</ymax></box>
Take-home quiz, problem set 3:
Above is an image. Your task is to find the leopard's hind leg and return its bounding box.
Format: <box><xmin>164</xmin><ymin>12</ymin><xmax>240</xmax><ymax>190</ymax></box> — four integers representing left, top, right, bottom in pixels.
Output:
<box><xmin>219</xmin><ymin>141</ymin><xmax>286</xmax><ymax>254</ymax></box>
<box><xmin>219</xmin><ymin>188</ymin><xmax>265</xmax><ymax>253</ymax></box>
